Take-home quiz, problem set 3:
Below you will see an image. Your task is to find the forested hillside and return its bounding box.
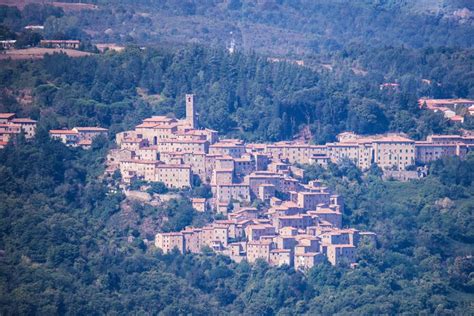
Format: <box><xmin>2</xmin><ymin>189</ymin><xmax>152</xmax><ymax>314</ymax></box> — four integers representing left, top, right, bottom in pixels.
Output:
<box><xmin>1</xmin><ymin>45</ymin><xmax>473</xmax><ymax>143</ymax></box>
<box><xmin>1</xmin><ymin>1</ymin><xmax>474</xmax><ymax>315</ymax></box>
<box><xmin>2</xmin><ymin>1</ymin><xmax>474</xmax><ymax>56</ymax></box>
<box><xmin>31</xmin><ymin>0</ymin><xmax>474</xmax><ymax>55</ymax></box>
<box><xmin>0</xmin><ymin>135</ymin><xmax>472</xmax><ymax>314</ymax></box>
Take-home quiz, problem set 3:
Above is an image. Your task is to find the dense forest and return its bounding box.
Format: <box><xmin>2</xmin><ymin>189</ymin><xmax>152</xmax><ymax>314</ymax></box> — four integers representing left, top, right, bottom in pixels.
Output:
<box><xmin>0</xmin><ymin>134</ymin><xmax>472</xmax><ymax>314</ymax></box>
<box><xmin>7</xmin><ymin>0</ymin><xmax>471</xmax><ymax>56</ymax></box>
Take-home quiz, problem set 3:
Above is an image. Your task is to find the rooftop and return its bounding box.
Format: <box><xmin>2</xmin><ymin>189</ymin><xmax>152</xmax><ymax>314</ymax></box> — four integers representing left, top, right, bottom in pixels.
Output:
<box><xmin>74</xmin><ymin>127</ymin><xmax>108</xmax><ymax>132</ymax></box>
<box><xmin>0</xmin><ymin>113</ymin><xmax>15</xmax><ymax>119</ymax></box>
<box><xmin>11</xmin><ymin>118</ymin><xmax>36</xmax><ymax>123</ymax></box>
<box><xmin>49</xmin><ymin>129</ymin><xmax>78</xmax><ymax>135</ymax></box>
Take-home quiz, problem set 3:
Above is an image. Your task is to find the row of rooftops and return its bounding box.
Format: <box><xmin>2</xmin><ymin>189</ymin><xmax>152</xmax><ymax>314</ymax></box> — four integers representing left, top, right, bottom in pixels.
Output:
<box><xmin>418</xmin><ymin>98</ymin><xmax>474</xmax><ymax>108</ymax></box>
<box><xmin>418</xmin><ymin>98</ymin><xmax>474</xmax><ymax>123</ymax></box>
<box><xmin>49</xmin><ymin>127</ymin><xmax>108</xmax><ymax>135</ymax></box>
<box><xmin>119</xmin><ymin>113</ymin><xmax>474</xmax><ymax>155</ymax></box>
<box><xmin>121</xmin><ymin>159</ymin><xmax>191</xmax><ymax>169</ymax></box>
<box><xmin>156</xmin><ymin>202</ymin><xmax>371</xmax><ymax>268</ymax></box>
<box><xmin>0</xmin><ymin>113</ymin><xmax>37</xmax><ymax>122</ymax></box>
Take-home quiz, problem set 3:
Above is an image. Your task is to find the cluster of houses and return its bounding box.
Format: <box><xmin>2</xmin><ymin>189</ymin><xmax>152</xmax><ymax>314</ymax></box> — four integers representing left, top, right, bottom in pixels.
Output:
<box><xmin>0</xmin><ymin>112</ymin><xmax>108</xmax><ymax>149</ymax></box>
<box><xmin>0</xmin><ymin>113</ymin><xmax>37</xmax><ymax>148</ymax></box>
<box><xmin>157</xmin><ymin>180</ymin><xmax>376</xmax><ymax>270</ymax></box>
<box><xmin>107</xmin><ymin>95</ymin><xmax>474</xmax><ymax>202</ymax></box>
<box><xmin>419</xmin><ymin>98</ymin><xmax>474</xmax><ymax>123</ymax></box>
<box><xmin>102</xmin><ymin>95</ymin><xmax>473</xmax><ymax>268</ymax></box>
<box><xmin>49</xmin><ymin>127</ymin><xmax>108</xmax><ymax>149</ymax></box>
<box><xmin>2</xmin><ymin>94</ymin><xmax>474</xmax><ymax>269</ymax></box>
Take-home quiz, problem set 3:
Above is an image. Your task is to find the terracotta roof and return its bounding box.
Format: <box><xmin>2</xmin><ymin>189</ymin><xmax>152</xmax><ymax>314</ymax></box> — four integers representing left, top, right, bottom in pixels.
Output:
<box><xmin>370</xmin><ymin>135</ymin><xmax>414</xmax><ymax>143</ymax></box>
<box><xmin>270</xmin><ymin>249</ymin><xmax>291</xmax><ymax>253</ymax></box>
<box><xmin>313</xmin><ymin>208</ymin><xmax>341</xmax><ymax>214</ymax></box>
<box><xmin>121</xmin><ymin>159</ymin><xmax>160</xmax><ymax>164</ymax></box>
<box><xmin>156</xmin><ymin>164</ymin><xmax>191</xmax><ymax>169</ymax></box>
<box><xmin>0</xmin><ymin>123</ymin><xmax>21</xmax><ymax>128</ymax></box>
<box><xmin>78</xmin><ymin>139</ymin><xmax>93</xmax><ymax>146</ymax></box>
<box><xmin>215</xmin><ymin>168</ymin><xmax>234</xmax><ymax>172</ymax></box>
<box><xmin>143</xmin><ymin>116</ymin><xmax>176</xmax><ymax>122</ymax></box>
<box><xmin>49</xmin><ymin>129</ymin><xmax>78</xmax><ymax>135</ymax></box>
<box><xmin>450</xmin><ymin>115</ymin><xmax>464</xmax><ymax>122</ymax></box>
<box><xmin>415</xmin><ymin>142</ymin><xmax>459</xmax><ymax>147</ymax></box>
<box><xmin>429</xmin><ymin>135</ymin><xmax>463</xmax><ymax>139</ymax></box>
<box><xmin>295</xmin><ymin>252</ymin><xmax>321</xmax><ymax>257</ymax></box>
<box><xmin>248</xmin><ymin>240</ymin><xmax>273</xmax><ymax>245</ymax></box>
<box><xmin>123</xmin><ymin>138</ymin><xmax>143</xmax><ymax>143</ymax></box>
<box><xmin>74</xmin><ymin>127</ymin><xmax>108</xmax><ymax>132</ymax></box>
<box><xmin>159</xmin><ymin>139</ymin><xmax>207</xmax><ymax>144</ymax></box>
<box><xmin>210</xmin><ymin>143</ymin><xmax>245</xmax><ymax>148</ymax></box>
<box><xmin>153</xmin><ymin>124</ymin><xmax>178</xmax><ymax>129</ymax></box>
<box><xmin>0</xmin><ymin>113</ymin><xmax>15</xmax><ymax>119</ymax></box>
<box><xmin>11</xmin><ymin>118</ymin><xmax>36</xmax><ymax>123</ymax></box>
<box><xmin>158</xmin><ymin>232</ymin><xmax>183</xmax><ymax>236</ymax></box>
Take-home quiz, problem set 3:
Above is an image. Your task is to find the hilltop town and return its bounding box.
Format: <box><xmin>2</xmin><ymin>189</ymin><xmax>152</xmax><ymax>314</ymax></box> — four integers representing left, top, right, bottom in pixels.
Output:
<box><xmin>95</xmin><ymin>95</ymin><xmax>472</xmax><ymax>270</ymax></box>
<box><xmin>1</xmin><ymin>93</ymin><xmax>473</xmax><ymax>270</ymax></box>
<box><xmin>1</xmin><ymin>97</ymin><xmax>473</xmax><ymax>270</ymax></box>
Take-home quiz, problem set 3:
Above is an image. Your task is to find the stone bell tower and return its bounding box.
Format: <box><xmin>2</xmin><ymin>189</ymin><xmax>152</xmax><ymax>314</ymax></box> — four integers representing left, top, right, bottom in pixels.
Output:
<box><xmin>185</xmin><ymin>94</ymin><xmax>196</xmax><ymax>129</ymax></box>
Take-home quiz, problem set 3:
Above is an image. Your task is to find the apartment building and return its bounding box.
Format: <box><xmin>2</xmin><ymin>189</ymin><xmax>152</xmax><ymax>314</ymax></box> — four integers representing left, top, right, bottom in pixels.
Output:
<box><xmin>372</xmin><ymin>135</ymin><xmax>415</xmax><ymax>170</ymax></box>
<box><xmin>307</xmin><ymin>206</ymin><xmax>342</xmax><ymax>228</ymax></box>
<box><xmin>120</xmin><ymin>160</ymin><xmax>159</xmax><ymax>182</ymax></box>
<box><xmin>273</xmin><ymin>214</ymin><xmax>314</xmax><ymax>230</ymax></box>
<box><xmin>247</xmin><ymin>240</ymin><xmax>274</xmax><ymax>263</ymax></box>
<box><xmin>415</xmin><ymin>141</ymin><xmax>468</xmax><ymax>163</ymax></box>
<box><xmin>155</xmin><ymin>232</ymin><xmax>185</xmax><ymax>253</ymax></box>
<box><xmin>245</xmin><ymin>224</ymin><xmax>276</xmax><ymax>241</ymax></box>
<box><xmin>10</xmin><ymin>118</ymin><xmax>37</xmax><ymax>138</ymax></box>
<box><xmin>155</xmin><ymin>164</ymin><xmax>192</xmax><ymax>189</ymax></box>
<box><xmin>156</xmin><ymin>139</ymin><xmax>209</xmax><ymax>154</ymax></box>
<box><xmin>326</xmin><ymin>244</ymin><xmax>357</xmax><ymax>266</ymax></box>
<box><xmin>327</xmin><ymin>142</ymin><xmax>359</xmax><ymax>164</ymax></box>
<box><xmin>135</xmin><ymin>122</ymin><xmax>178</xmax><ymax>144</ymax></box>
<box><xmin>214</xmin><ymin>184</ymin><xmax>251</xmax><ymax>205</ymax></box>
<box><xmin>209</xmin><ymin>140</ymin><xmax>246</xmax><ymax>158</ymax></box>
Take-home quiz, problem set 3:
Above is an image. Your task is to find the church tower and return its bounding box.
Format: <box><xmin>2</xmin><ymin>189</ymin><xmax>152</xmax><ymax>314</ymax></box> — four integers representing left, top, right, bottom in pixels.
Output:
<box><xmin>185</xmin><ymin>94</ymin><xmax>196</xmax><ymax>129</ymax></box>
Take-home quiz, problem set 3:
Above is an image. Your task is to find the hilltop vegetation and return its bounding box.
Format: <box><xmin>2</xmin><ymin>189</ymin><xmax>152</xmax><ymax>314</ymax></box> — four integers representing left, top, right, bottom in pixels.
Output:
<box><xmin>0</xmin><ymin>135</ymin><xmax>472</xmax><ymax>314</ymax></box>
<box><xmin>1</xmin><ymin>45</ymin><xmax>472</xmax><ymax>143</ymax></box>
<box><xmin>41</xmin><ymin>0</ymin><xmax>474</xmax><ymax>56</ymax></box>
<box><xmin>1</xmin><ymin>1</ymin><xmax>473</xmax><ymax>143</ymax></box>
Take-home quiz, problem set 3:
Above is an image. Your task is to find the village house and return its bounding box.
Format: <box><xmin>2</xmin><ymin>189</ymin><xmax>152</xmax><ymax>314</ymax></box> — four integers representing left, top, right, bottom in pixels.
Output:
<box><xmin>191</xmin><ymin>198</ymin><xmax>208</xmax><ymax>212</ymax></box>
<box><xmin>50</xmin><ymin>130</ymin><xmax>79</xmax><ymax>146</ymax></box>
<box><xmin>40</xmin><ymin>40</ymin><xmax>81</xmax><ymax>49</ymax></box>
<box><xmin>0</xmin><ymin>113</ymin><xmax>37</xmax><ymax>148</ymax></box>
<box><xmin>49</xmin><ymin>126</ymin><xmax>107</xmax><ymax>148</ymax></box>
<box><xmin>0</xmin><ymin>40</ymin><xmax>16</xmax><ymax>50</ymax></box>
<box><xmin>155</xmin><ymin>232</ymin><xmax>185</xmax><ymax>253</ymax></box>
